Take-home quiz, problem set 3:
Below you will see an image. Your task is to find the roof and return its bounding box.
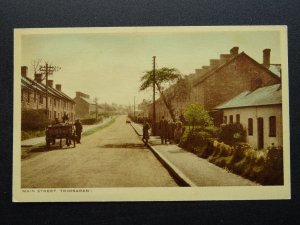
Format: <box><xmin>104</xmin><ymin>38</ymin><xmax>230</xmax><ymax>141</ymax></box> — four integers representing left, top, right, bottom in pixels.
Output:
<box><xmin>268</xmin><ymin>64</ymin><xmax>281</xmax><ymax>77</ymax></box>
<box><xmin>79</xmin><ymin>96</ymin><xmax>95</xmax><ymax>105</ymax></box>
<box><xmin>214</xmin><ymin>84</ymin><xmax>282</xmax><ymax>109</ymax></box>
<box><xmin>192</xmin><ymin>52</ymin><xmax>281</xmax><ymax>87</ymax></box>
<box><xmin>21</xmin><ymin>76</ymin><xmax>75</xmax><ymax>103</ymax></box>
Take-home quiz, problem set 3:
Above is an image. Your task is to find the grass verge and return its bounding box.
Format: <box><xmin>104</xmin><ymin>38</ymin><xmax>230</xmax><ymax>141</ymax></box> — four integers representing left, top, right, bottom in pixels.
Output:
<box><xmin>21</xmin><ymin>130</ymin><xmax>45</xmax><ymax>140</ymax></box>
<box><xmin>21</xmin><ymin>142</ymin><xmax>45</xmax><ymax>159</ymax></box>
<box><xmin>21</xmin><ymin>118</ymin><xmax>117</xmax><ymax>160</ymax></box>
<box><xmin>82</xmin><ymin>117</ymin><xmax>116</xmax><ymax>137</ymax></box>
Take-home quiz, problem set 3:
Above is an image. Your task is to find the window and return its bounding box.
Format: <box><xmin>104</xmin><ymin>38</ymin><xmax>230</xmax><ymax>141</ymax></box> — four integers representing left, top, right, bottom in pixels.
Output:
<box><xmin>248</xmin><ymin>118</ymin><xmax>253</xmax><ymax>136</ymax></box>
<box><xmin>54</xmin><ymin>111</ymin><xmax>56</xmax><ymax>119</ymax></box>
<box><xmin>269</xmin><ymin>116</ymin><xmax>276</xmax><ymax>137</ymax></box>
<box><xmin>34</xmin><ymin>91</ymin><xmax>36</xmax><ymax>102</ymax></box>
<box><xmin>229</xmin><ymin>115</ymin><xmax>233</xmax><ymax>124</ymax></box>
<box><xmin>27</xmin><ymin>91</ymin><xmax>30</xmax><ymax>103</ymax></box>
<box><xmin>223</xmin><ymin>116</ymin><xmax>227</xmax><ymax>124</ymax></box>
<box><xmin>54</xmin><ymin>99</ymin><xmax>56</xmax><ymax>107</ymax></box>
<box><xmin>236</xmin><ymin>114</ymin><xmax>240</xmax><ymax>123</ymax></box>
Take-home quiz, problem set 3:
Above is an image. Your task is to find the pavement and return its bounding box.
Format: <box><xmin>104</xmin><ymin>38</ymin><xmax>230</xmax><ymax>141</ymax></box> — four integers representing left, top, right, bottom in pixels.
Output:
<box><xmin>21</xmin><ymin>117</ymin><xmax>113</xmax><ymax>147</ymax></box>
<box><xmin>130</xmin><ymin>122</ymin><xmax>258</xmax><ymax>187</ymax></box>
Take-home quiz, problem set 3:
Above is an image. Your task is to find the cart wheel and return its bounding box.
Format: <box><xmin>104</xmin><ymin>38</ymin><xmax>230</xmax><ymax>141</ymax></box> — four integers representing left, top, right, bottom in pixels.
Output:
<box><xmin>46</xmin><ymin>139</ymin><xmax>50</xmax><ymax>149</ymax></box>
<box><xmin>66</xmin><ymin>138</ymin><xmax>70</xmax><ymax>147</ymax></box>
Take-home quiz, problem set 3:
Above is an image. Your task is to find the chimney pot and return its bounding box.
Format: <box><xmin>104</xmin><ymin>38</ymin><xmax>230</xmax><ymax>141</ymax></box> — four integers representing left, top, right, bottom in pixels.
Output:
<box><xmin>263</xmin><ymin>48</ymin><xmax>271</xmax><ymax>68</ymax></box>
<box><xmin>21</xmin><ymin>66</ymin><xmax>28</xmax><ymax>77</ymax></box>
<box><xmin>230</xmin><ymin>47</ymin><xmax>239</xmax><ymax>56</ymax></box>
<box><xmin>47</xmin><ymin>80</ymin><xmax>53</xmax><ymax>88</ymax></box>
<box><xmin>34</xmin><ymin>73</ymin><xmax>43</xmax><ymax>83</ymax></box>
<box><xmin>55</xmin><ymin>84</ymin><xmax>62</xmax><ymax>91</ymax></box>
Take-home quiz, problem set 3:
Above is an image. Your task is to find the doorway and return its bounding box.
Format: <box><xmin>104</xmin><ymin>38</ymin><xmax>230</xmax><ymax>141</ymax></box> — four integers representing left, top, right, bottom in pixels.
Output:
<box><xmin>257</xmin><ymin>117</ymin><xmax>264</xmax><ymax>149</ymax></box>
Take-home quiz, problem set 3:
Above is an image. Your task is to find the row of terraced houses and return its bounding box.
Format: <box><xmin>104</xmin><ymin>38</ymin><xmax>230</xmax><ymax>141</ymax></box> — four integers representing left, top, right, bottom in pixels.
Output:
<box><xmin>21</xmin><ymin>66</ymin><xmax>76</xmax><ymax>122</ymax></box>
<box><xmin>149</xmin><ymin>47</ymin><xmax>282</xmax><ymax>149</ymax></box>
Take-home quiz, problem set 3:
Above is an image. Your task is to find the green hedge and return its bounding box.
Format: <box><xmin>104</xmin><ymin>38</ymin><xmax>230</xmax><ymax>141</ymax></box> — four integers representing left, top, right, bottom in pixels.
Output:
<box><xmin>219</xmin><ymin>123</ymin><xmax>246</xmax><ymax>145</ymax></box>
<box><xmin>22</xmin><ymin>109</ymin><xmax>49</xmax><ymax>131</ymax></box>
<box><xmin>205</xmin><ymin>141</ymin><xmax>283</xmax><ymax>185</ymax></box>
<box><xmin>80</xmin><ymin>116</ymin><xmax>103</xmax><ymax>125</ymax></box>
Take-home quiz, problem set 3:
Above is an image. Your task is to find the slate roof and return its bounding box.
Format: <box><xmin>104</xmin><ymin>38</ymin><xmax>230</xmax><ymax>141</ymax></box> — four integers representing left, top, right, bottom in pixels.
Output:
<box><xmin>79</xmin><ymin>96</ymin><xmax>95</xmax><ymax>105</ymax></box>
<box><xmin>21</xmin><ymin>76</ymin><xmax>75</xmax><ymax>103</ymax></box>
<box><xmin>268</xmin><ymin>64</ymin><xmax>281</xmax><ymax>77</ymax></box>
<box><xmin>214</xmin><ymin>84</ymin><xmax>282</xmax><ymax>109</ymax></box>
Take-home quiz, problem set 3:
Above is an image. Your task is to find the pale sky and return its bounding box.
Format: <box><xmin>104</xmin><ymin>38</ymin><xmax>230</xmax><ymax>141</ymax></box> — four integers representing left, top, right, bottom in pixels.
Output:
<box><xmin>21</xmin><ymin>29</ymin><xmax>281</xmax><ymax>106</ymax></box>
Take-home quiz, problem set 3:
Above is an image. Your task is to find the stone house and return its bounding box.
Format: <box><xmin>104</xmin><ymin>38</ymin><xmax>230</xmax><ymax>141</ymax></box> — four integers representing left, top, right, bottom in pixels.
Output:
<box><xmin>73</xmin><ymin>92</ymin><xmax>96</xmax><ymax>119</ymax></box>
<box><xmin>21</xmin><ymin>66</ymin><xmax>76</xmax><ymax>122</ymax></box>
<box><xmin>214</xmin><ymin>84</ymin><xmax>282</xmax><ymax>149</ymax></box>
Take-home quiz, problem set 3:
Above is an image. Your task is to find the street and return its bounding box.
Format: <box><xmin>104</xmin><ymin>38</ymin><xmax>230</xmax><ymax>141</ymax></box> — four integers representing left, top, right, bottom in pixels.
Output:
<box><xmin>21</xmin><ymin>115</ymin><xmax>178</xmax><ymax>188</ymax></box>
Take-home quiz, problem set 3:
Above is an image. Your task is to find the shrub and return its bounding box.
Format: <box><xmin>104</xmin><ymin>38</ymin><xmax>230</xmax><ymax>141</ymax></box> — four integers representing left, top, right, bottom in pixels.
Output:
<box><xmin>179</xmin><ymin>125</ymin><xmax>218</xmax><ymax>153</ymax></box>
<box><xmin>183</xmin><ymin>103</ymin><xmax>214</xmax><ymax>132</ymax></box>
<box><xmin>80</xmin><ymin>116</ymin><xmax>103</xmax><ymax>125</ymax></box>
<box><xmin>219</xmin><ymin>123</ymin><xmax>246</xmax><ymax>145</ymax></box>
<box><xmin>21</xmin><ymin>109</ymin><xmax>49</xmax><ymax>131</ymax></box>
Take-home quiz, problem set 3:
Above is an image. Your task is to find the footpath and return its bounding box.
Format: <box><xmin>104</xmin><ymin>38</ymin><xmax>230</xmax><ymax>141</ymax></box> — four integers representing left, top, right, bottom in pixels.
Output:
<box><xmin>131</xmin><ymin>122</ymin><xmax>258</xmax><ymax>187</ymax></box>
<box><xmin>21</xmin><ymin>117</ymin><xmax>113</xmax><ymax>147</ymax></box>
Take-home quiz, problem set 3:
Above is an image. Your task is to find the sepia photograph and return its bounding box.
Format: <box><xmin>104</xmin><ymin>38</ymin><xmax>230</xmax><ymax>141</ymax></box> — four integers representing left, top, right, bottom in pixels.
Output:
<box><xmin>13</xmin><ymin>26</ymin><xmax>290</xmax><ymax>202</ymax></box>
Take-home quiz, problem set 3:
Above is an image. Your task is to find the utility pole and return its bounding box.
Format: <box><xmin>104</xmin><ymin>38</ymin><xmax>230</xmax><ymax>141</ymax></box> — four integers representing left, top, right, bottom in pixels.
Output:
<box><xmin>133</xmin><ymin>96</ymin><xmax>136</xmax><ymax>121</ymax></box>
<box><xmin>39</xmin><ymin>63</ymin><xmax>60</xmax><ymax>118</ymax></box>
<box><xmin>152</xmin><ymin>56</ymin><xmax>156</xmax><ymax>135</ymax></box>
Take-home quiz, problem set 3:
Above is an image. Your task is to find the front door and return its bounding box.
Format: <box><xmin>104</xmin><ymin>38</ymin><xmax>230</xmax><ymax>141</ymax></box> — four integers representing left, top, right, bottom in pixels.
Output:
<box><xmin>257</xmin><ymin>117</ymin><xmax>264</xmax><ymax>149</ymax></box>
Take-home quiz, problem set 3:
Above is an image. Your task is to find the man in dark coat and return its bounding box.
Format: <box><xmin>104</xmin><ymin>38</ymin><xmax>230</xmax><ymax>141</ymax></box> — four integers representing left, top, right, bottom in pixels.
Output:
<box><xmin>142</xmin><ymin>120</ymin><xmax>151</xmax><ymax>144</ymax></box>
<box><xmin>159</xmin><ymin>116</ymin><xmax>168</xmax><ymax>144</ymax></box>
<box><xmin>74</xmin><ymin>119</ymin><xmax>83</xmax><ymax>144</ymax></box>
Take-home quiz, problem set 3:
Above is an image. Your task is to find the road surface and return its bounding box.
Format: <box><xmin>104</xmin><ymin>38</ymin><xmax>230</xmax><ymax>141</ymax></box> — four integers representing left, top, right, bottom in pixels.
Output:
<box><xmin>21</xmin><ymin>115</ymin><xmax>178</xmax><ymax>188</ymax></box>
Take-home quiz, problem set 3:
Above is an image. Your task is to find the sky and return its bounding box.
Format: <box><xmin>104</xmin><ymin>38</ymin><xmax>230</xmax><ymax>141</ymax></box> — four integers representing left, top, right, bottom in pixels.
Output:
<box><xmin>21</xmin><ymin>28</ymin><xmax>281</xmax><ymax>106</ymax></box>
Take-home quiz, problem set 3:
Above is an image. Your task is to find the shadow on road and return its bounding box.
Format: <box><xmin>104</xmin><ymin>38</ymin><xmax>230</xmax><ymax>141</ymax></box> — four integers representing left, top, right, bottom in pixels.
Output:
<box><xmin>99</xmin><ymin>143</ymin><xmax>147</xmax><ymax>149</ymax></box>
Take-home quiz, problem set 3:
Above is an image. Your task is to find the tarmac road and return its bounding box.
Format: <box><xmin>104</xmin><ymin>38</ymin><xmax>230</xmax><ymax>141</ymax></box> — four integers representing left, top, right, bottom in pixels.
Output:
<box><xmin>21</xmin><ymin>115</ymin><xmax>178</xmax><ymax>188</ymax></box>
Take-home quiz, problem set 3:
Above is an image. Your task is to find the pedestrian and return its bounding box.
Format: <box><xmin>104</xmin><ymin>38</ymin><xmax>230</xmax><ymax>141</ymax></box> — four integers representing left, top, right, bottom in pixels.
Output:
<box><xmin>74</xmin><ymin>119</ymin><xmax>83</xmax><ymax>144</ymax></box>
<box><xmin>174</xmin><ymin>121</ymin><xmax>183</xmax><ymax>144</ymax></box>
<box><xmin>159</xmin><ymin>116</ymin><xmax>168</xmax><ymax>144</ymax></box>
<box><xmin>168</xmin><ymin>120</ymin><xmax>175</xmax><ymax>144</ymax></box>
<box><xmin>62</xmin><ymin>112</ymin><xmax>69</xmax><ymax>123</ymax></box>
<box><xmin>142</xmin><ymin>120</ymin><xmax>150</xmax><ymax>144</ymax></box>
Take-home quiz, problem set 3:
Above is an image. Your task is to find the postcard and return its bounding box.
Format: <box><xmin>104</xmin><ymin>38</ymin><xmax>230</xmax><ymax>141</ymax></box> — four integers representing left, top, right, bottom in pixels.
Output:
<box><xmin>13</xmin><ymin>26</ymin><xmax>290</xmax><ymax>202</ymax></box>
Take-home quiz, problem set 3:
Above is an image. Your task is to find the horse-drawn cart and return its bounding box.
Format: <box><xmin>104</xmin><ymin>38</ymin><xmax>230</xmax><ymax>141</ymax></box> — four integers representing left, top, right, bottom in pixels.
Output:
<box><xmin>45</xmin><ymin>123</ymin><xmax>77</xmax><ymax>149</ymax></box>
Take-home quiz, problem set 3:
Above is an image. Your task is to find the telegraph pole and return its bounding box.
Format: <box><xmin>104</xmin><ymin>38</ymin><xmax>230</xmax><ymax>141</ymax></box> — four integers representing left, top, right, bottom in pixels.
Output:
<box><xmin>133</xmin><ymin>96</ymin><xmax>136</xmax><ymax>120</ymax></box>
<box><xmin>39</xmin><ymin>63</ymin><xmax>60</xmax><ymax>118</ymax></box>
<box><xmin>152</xmin><ymin>56</ymin><xmax>156</xmax><ymax>135</ymax></box>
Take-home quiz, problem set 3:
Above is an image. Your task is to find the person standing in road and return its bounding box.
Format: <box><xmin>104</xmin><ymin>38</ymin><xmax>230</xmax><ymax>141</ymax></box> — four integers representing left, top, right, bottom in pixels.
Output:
<box><xmin>62</xmin><ymin>112</ymin><xmax>69</xmax><ymax>123</ymax></box>
<box><xmin>75</xmin><ymin>119</ymin><xmax>83</xmax><ymax>144</ymax></box>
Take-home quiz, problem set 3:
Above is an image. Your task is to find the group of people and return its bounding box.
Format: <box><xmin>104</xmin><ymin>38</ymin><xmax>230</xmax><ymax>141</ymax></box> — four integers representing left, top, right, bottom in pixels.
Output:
<box><xmin>142</xmin><ymin>116</ymin><xmax>184</xmax><ymax>145</ymax></box>
<box><xmin>159</xmin><ymin>116</ymin><xmax>184</xmax><ymax>144</ymax></box>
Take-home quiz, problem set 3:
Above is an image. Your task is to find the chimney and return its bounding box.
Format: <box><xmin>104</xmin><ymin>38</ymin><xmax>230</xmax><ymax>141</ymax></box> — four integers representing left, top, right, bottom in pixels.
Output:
<box><xmin>195</xmin><ymin>69</ymin><xmax>202</xmax><ymax>75</ymax></box>
<box><xmin>202</xmin><ymin>65</ymin><xmax>210</xmax><ymax>73</ymax></box>
<box><xmin>47</xmin><ymin>80</ymin><xmax>53</xmax><ymax>88</ymax></box>
<box><xmin>220</xmin><ymin>54</ymin><xmax>231</xmax><ymax>64</ymax></box>
<box><xmin>21</xmin><ymin>66</ymin><xmax>28</xmax><ymax>77</ymax></box>
<box><xmin>34</xmin><ymin>73</ymin><xmax>43</xmax><ymax>83</ymax></box>
<box><xmin>210</xmin><ymin>59</ymin><xmax>219</xmax><ymax>68</ymax></box>
<box><xmin>230</xmin><ymin>47</ymin><xmax>239</xmax><ymax>56</ymax></box>
<box><xmin>55</xmin><ymin>84</ymin><xmax>61</xmax><ymax>91</ymax></box>
<box><xmin>263</xmin><ymin>48</ymin><xmax>271</xmax><ymax>68</ymax></box>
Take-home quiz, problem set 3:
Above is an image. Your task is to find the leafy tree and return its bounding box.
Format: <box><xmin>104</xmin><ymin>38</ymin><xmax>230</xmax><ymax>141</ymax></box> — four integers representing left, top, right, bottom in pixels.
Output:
<box><xmin>140</xmin><ymin>67</ymin><xmax>190</xmax><ymax>121</ymax></box>
<box><xmin>183</xmin><ymin>103</ymin><xmax>213</xmax><ymax>133</ymax></box>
